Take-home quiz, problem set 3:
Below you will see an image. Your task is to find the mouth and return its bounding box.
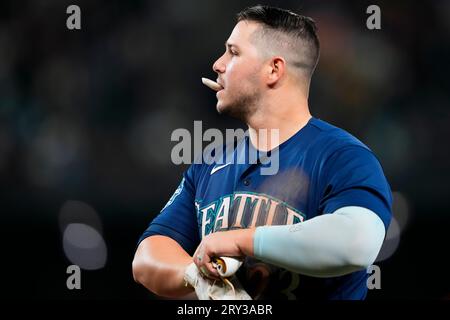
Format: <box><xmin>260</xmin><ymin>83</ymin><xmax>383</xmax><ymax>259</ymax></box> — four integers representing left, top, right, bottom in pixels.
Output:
<box><xmin>201</xmin><ymin>77</ymin><xmax>224</xmax><ymax>92</ymax></box>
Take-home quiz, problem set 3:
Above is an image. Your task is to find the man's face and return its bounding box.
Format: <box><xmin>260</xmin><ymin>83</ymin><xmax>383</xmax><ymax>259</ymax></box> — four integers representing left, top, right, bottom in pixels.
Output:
<box><xmin>213</xmin><ymin>21</ymin><xmax>265</xmax><ymax>120</ymax></box>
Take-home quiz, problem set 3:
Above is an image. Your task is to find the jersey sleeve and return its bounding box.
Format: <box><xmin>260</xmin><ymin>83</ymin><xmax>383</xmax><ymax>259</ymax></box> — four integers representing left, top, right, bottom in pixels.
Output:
<box><xmin>318</xmin><ymin>146</ymin><xmax>393</xmax><ymax>231</ymax></box>
<box><xmin>137</xmin><ymin>165</ymin><xmax>200</xmax><ymax>255</ymax></box>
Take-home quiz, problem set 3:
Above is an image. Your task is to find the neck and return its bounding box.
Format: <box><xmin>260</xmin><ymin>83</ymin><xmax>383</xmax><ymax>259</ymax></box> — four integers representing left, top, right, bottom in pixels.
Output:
<box><xmin>246</xmin><ymin>88</ymin><xmax>311</xmax><ymax>151</ymax></box>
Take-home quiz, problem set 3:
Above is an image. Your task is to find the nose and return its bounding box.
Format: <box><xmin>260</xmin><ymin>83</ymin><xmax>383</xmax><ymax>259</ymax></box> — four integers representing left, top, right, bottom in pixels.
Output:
<box><xmin>213</xmin><ymin>54</ymin><xmax>226</xmax><ymax>74</ymax></box>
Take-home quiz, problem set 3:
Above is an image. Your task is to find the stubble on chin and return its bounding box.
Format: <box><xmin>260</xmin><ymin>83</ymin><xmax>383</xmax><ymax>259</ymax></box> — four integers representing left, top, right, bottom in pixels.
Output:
<box><xmin>216</xmin><ymin>90</ymin><xmax>260</xmax><ymax>122</ymax></box>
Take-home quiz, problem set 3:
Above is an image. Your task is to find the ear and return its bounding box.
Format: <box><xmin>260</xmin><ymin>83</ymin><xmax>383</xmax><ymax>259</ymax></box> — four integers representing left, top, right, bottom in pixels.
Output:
<box><xmin>266</xmin><ymin>56</ymin><xmax>286</xmax><ymax>87</ymax></box>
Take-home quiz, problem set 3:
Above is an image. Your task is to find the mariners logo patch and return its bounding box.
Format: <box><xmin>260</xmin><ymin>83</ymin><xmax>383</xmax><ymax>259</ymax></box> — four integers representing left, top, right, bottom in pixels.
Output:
<box><xmin>161</xmin><ymin>177</ymin><xmax>185</xmax><ymax>212</ymax></box>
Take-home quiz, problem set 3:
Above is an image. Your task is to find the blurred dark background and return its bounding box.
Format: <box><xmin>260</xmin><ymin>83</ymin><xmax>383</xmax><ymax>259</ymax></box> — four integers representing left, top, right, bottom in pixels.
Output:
<box><xmin>1</xmin><ymin>0</ymin><xmax>449</xmax><ymax>299</ymax></box>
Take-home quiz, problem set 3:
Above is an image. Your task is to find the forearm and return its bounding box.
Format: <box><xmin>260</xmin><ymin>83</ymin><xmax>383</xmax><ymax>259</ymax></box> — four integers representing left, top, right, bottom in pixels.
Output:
<box><xmin>132</xmin><ymin>235</ymin><xmax>194</xmax><ymax>298</ymax></box>
<box><xmin>253</xmin><ymin>206</ymin><xmax>386</xmax><ymax>277</ymax></box>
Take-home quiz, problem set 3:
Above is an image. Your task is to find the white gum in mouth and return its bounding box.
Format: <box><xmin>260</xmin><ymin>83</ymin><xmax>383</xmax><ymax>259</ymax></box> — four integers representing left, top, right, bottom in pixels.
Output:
<box><xmin>201</xmin><ymin>77</ymin><xmax>223</xmax><ymax>91</ymax></box>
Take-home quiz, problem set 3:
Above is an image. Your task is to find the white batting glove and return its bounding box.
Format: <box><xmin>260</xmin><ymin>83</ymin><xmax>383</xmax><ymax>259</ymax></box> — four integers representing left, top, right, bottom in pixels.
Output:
<box><xmin>183</xmin><ymin>262</ymin><xmax>211</xmax><ymax>300</ymax></box>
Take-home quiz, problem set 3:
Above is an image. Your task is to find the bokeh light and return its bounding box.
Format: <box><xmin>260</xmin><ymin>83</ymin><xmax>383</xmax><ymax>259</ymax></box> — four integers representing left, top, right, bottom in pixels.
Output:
<box><xmin>63</xmin><ymin>223</ymin><xmax>107</xmax><ymax>270</ymax></box>
<box><xmin>375</xmin><ymin>217</ymin><xmax>401</xmax><ymax>262</ymax></box>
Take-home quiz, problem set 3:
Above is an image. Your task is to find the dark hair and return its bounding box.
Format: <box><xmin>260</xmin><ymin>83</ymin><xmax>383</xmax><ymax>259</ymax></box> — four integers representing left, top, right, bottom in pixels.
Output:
<box><xmin>237</xmin><ymin>5</ymin><xmax>320</xmax><ymax>77</ymax></box>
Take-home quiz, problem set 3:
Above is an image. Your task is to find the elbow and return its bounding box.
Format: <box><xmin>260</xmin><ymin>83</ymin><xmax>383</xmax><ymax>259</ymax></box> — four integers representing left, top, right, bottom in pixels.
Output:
<box><xmin>132</xmin><ymin>254</ymin><xmax>178</xmax><ymax>298</ymax></box>
<box><xmin>346</xmin><ymin>244</ymin><xmax>378</xmax><ymax>270</ymax></box>
<box><xmin>132</xmin><ymin>250</ymin><xmax>157</xmax><ymax>292</ymax></box>
<box><xmin>132</xmin><ymin>254</ymin><xmax>147</xmax><ymax>285</ymax></box>
<box><xmin>131</xmin><ymin>256</ymin><xmax>162</xmax><ymax>295</ymax></box>
<box><xmin>345</xmin><ymin>234</ymin><xmax>383</xmax><ymax>270</ymax></box>
<box><xmin>343</xmin><ymin>209</ymin><xmax>386</xmax><ymax>271</ymax></box>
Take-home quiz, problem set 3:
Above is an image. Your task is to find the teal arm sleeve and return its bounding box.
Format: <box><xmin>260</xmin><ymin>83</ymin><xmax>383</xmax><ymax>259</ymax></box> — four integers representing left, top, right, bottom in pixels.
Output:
<box><xmin>253</xmin><ymin>206</ymin><xmax>386</xmax><ymax>277</ymax></box>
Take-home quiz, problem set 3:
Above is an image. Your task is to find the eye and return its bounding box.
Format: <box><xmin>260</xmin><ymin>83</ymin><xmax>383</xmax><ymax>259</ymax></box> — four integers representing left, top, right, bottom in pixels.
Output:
<box><xmin>228</xmin><ymin>48</ymin><xmax>238</xmax><ymax>56</ymax></box>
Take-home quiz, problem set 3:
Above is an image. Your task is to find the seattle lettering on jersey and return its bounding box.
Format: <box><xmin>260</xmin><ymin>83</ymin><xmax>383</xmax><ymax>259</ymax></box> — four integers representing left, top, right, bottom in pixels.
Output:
<box><xmin>197</xmin><ymin>192</ymin><xmax>306</xmax><ymax>238</ymax></box>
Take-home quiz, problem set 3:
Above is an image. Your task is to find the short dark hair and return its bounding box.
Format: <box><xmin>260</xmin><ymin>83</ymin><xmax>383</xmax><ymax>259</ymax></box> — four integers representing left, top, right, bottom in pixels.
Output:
<box><xmin>237</xmin><ymin>5</ymin><xmax>320</xmax><ymax>78</ymax></box>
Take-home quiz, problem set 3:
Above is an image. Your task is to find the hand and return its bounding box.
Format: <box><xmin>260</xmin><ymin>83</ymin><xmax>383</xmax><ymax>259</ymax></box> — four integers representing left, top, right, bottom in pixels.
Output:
<box><xmin>183</xmin><ymin>262</ymin><xmax>252</xmax><ymax>300</ymax></box>
<box><xmin>193</xmin><ymin>228</ymin><xmax>255</xmax><ymax>278</ymax></box>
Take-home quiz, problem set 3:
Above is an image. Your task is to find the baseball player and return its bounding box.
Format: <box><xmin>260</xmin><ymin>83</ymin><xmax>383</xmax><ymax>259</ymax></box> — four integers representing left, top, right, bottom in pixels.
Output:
<box><xmin>132</xmin><ymin>5</ymin><xmax>392</xmax><ymax>300</ymax></box>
